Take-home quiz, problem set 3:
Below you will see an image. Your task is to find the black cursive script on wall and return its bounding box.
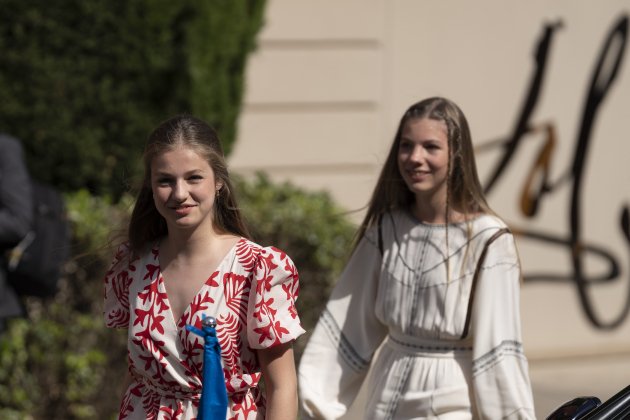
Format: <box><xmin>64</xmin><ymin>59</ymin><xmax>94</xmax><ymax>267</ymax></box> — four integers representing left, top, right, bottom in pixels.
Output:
<box><xmin>478</xmin><ymin>14</ymin><xmax>630</xmax><ymax>330</ymax></box>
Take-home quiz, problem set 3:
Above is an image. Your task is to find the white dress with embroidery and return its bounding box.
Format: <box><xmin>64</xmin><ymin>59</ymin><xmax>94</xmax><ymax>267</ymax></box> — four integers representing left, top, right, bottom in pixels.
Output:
<box><xmin>299</xmin><ymin>210</ymin><xmax>535</xmax><ymax>419</ymax></box>
<box><xmin>104</xmin><ymin>238</ymin><xmax>305</xmax><ymax>420</ymax></box>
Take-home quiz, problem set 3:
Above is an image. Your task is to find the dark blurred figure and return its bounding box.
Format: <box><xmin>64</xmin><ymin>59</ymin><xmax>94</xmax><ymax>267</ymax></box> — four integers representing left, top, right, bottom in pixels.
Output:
<box><xmin>0</xmin><ymin>133</ymin><xmax>33</xmax><ymax>334</ymax></box>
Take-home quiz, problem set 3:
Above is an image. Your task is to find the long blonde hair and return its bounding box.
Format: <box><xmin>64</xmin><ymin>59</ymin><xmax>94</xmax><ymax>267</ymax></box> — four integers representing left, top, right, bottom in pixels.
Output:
<box><xmin>355</xmin><ymin>97</ymin><xmax>492</xmax><ymax>248</ymax></box>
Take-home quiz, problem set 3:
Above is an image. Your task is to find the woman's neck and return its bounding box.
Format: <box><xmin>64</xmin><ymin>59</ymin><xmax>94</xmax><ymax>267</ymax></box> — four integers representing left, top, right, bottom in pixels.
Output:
<box><xmin>411</xmin><ymin>198</ymin><xmax>466</xmax><ymax>225</ymax></box>
<box><xmin>162</xmin><ymin>225</ymin><xmax>231</xmax><ymax>260</ymax></box>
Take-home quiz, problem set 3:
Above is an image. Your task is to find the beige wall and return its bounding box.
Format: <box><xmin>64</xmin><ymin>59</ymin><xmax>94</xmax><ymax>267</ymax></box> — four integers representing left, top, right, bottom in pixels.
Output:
<box><xmin>231</xmin><ymin>1</ymin><xmax>387</xmax><ymax>216</ymax></box>
<box><xmin>230</xmin><ymin>0</ymin><xmax>630</xmax><ymax>415</ymax></box>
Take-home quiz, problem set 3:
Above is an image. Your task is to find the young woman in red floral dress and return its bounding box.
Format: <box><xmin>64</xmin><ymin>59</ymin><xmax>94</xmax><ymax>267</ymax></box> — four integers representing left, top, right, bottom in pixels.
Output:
<box><xmin>104</xmin><ymin>115</ymin><xmax>304</xmax><ymax>420</ymax></box>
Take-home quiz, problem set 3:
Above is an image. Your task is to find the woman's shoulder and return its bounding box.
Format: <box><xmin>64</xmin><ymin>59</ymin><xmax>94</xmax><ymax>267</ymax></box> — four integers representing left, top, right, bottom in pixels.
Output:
<box><xmin>355</xmin><ymin>211</ymin><xmax>401</xmax><ymax>250</ymax></box>
<box><xmin>107</xmin><ymin>241</ymin><xmax>133</xmax><ymax>266</ymax></box>
<box><xmin>235</xmin><ymin>237</ymin><xmax>266</xmax><ymax>255</ymax></box>
<box><xmin>377</xmin><ymin>208</ymin><xmax>414</xmax><ymax>232</ymax></box>
<box><xmin>234</xmin><ymin>238</ymin><xmax>296</xmax><ymax>267</ymax></box>
<box><xmin>470</xmin><ymin>213</ymin><xmax>509</xmax><ymax>231</ymax></box>
<box><xmin>107</xmin><ymin>240</ymin><xmax>156</xmax><ymax>270</ymax></box>
<box><xmin>469</xmin><ymin>214</ymin><xmax>517</xmax><ymax>251</ymax></box>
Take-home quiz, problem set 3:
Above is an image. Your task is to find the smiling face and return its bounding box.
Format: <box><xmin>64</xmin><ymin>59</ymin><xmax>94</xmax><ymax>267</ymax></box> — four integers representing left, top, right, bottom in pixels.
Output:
<box><xmin>150</xmin><ymin>146</ymin><xmax>221</xmax><ymax>234</ymax></box>
<box><xmin>397</xmin><ymin>117</ymin><xmax>450</xmax><ymax>204</ymax></box>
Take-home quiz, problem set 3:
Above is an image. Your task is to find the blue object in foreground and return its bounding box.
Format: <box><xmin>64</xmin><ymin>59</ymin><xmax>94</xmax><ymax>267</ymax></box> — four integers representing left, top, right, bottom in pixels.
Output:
<box><xmin>186</xmin><ymin>315</ymin><xmax>228</xmax><ymax>420</ymax></box>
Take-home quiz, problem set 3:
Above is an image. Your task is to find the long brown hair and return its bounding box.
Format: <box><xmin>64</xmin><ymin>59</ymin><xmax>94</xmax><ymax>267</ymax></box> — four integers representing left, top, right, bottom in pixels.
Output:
<box><xmin>355</xmin><ymin>97</ymin><xmax>492</xmax><ymax>247</ymax></box>
<box><xmin>127</xmin><ymin>115</ymin><xmax>250</xmax><ymax>254</ymax></box>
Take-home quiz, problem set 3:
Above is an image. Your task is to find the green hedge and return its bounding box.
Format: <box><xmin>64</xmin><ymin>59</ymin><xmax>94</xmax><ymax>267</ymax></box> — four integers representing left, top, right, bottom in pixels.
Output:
<box><xmin>0</xmin><ymin>191</ymin><xmax>128</xmax><ymax>419</ymax></box>
<box><xmin>0</xmin><ymin>0</ymin><xmax>265</xmax><ymax>197</ymax></box>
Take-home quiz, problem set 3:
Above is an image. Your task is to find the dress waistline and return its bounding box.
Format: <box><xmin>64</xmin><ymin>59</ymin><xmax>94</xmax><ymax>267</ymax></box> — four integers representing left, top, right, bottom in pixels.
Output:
<box><xmin>131</xmin><ymin>370</ymin><xmax>201</xmax><ymax>401</ymax></box>
<box><xmin>386</xmin><ymin>331</ymin><xmax>472</xmax><ymax>357</ymax></box>
<box><xmin>130</xmin><ymin>370</ymin><xmax>258</xmax><ymax>400</ymax></box>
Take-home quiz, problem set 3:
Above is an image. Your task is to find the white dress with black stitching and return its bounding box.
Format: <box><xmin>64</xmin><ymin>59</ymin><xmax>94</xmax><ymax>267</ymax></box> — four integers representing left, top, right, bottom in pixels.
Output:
<box><xmin>299</xmin><ymin>210</ymin><xmax>535</xmax><ymax>420</ymax></box>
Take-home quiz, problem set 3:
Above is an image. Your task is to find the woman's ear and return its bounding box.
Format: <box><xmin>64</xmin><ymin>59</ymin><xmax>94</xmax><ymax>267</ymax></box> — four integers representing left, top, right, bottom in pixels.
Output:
<box><xmin>215</xmin><ymin>180</ymin><xmax>224</xmax><ymax>193</ymax></box>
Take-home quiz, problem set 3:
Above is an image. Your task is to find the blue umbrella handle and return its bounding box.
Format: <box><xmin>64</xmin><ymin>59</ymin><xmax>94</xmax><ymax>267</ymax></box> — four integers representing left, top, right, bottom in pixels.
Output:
<box><xmin>186</xmin><ymin>315</ymin><xmax>228</xmax><ymax>419</ymax></box>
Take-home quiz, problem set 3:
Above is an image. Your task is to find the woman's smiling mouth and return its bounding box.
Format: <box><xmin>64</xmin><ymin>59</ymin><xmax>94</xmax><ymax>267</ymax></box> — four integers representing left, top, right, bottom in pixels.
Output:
<box><xmin>171</xmin><ymin>204</ymin><xmax>195</xmax><ymax>216</ymax></box>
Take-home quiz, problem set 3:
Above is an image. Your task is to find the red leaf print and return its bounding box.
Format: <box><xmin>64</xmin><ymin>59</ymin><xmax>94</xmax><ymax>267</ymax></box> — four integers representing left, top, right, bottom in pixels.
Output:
<box><xmin>257</xmin><ymin>297</ymin><xmax>275</xmax><ymax>312</ymax></box>
<box><xmin>231</xmin><ymin>393</ymin><xmax>259</xmax><ymax>419</ymax></box>
<box><xmin>141</xmin><ymin>390</ymin><xmax>162</xmax><ymax>420</ymax></box>
<box><xmin>259</xmin><ymin>252</ymin><xmax>278</xmax><ymax>272</ymax></box>
<box><xmin>254</xmin><ymin>324</ymin><xmax>273</xmax><ymax>344</ymax></box>
<box><xmin>112</xmin><ymin>270</ymin><xmax>132</xmax><ymax>307</ymax></box>
<box><xmin>134</xmin><ymin>308</ymin><xmax>150</xmax><ymax>327</ymax></box>
<box><xmin>119</xmin><ymin>383</ymin><xmax>139</xmax><ymax>419</ymax></box>
<box><xmin>107</xmin><ymin>309</ymin><xmax>130</xmax><ymax>327</ymax></box>
<box><xmin>160</xmin><ymin>401</ymin><xmax>184</xmax><ymax>420</ymax></box>
<box><xmin>281</xmin><ymin>282</ymin><xmax>292</xmax><ymax>300</ymax></box>
<box><xmin>273</xmin><ymin>320</ymin><xmax>290</xmax><ymax>339</ymax></box>
<box><xmin>152</xmin><ymin>315</ymin><xmax>165</xmax><ymax>334</ymax></box>
<box><xmin>144</xmin><ymin>264</ymin><xmax>159</xmax><ymax>282</ymax></box>
<box><xmin>216</xmin><ymin>312</ymin><xmax>243</xmax><ymax>375</ymax></box>
<box><xmin>181</xmin><ymin>291</ymin><xmax>214</xmax><ymax>328</ymax></box>
<box><xmin>206</xmin><ymin>270</ymin><xmax>220</xmax><ymax>287</ymax></box>
<box><xmin>263</xmin><ymin>275</ymin><xmax>274</xmax><ymax>293</ymax></box>
<box><xmin>139</xmin><ymin>354</ymin><xmax>156</xmax><ymax>371</ymax></box>
<box><xmin>223</xmin><ymin>272</ymin><xmax>249</xmax><ymax>324</ymax></box>
<box><xmin>269</xmin><ymin>246</ymin><xmax>287</xmax><ymax>261</ymax></box>
<box><xmin>235</xmin><ymin>239</ymin><xmax>259</xmax><ymax>272</ymax></box>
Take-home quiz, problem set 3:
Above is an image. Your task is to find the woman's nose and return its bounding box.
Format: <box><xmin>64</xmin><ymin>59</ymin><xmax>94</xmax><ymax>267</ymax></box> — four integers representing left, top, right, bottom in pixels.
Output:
<box><xmin>172</xmin><ymin>180</ymin><xmax>188</xmax><ymax>201</ymax></box>
<box><xmin>409</xmin><ymin>145</ymin><xmax>424</xmax><ymax>163</ymax></box>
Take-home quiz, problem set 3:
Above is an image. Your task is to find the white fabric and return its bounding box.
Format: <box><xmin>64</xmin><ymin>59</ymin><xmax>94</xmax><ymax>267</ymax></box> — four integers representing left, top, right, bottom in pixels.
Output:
<box><xmin>299</xmin><ymin>210</ymin><xmax>535</xmax><ymax>420</ymax></box>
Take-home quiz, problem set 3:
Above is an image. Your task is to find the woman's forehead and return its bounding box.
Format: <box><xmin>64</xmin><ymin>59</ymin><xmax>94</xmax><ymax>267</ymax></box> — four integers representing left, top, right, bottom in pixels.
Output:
<box><xmin>401</xmin><ymin>118</ymin><xmax>448</xmax><ymax>139</ymax></box>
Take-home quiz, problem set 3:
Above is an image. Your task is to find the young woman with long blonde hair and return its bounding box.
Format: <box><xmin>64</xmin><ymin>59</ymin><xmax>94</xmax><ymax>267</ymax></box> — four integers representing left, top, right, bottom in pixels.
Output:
<box><xmin>299</xmin><ymin>97</ymin><xmax>535</xmax><ymax>419</ymax></box>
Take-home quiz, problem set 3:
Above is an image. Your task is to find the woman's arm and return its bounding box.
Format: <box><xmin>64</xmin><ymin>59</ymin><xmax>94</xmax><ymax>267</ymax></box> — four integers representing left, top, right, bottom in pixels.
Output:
<box><xmin>298</xmin><ymin>229</ymin><xmax>387</xmax><ymax>419</ymax></box>
<box><xmin>471</xmin><ymin>232</ymin><xmax>535</xmax><ymax>419</ymax></box>
<box><xmin>259</xmin><ymin>341</ymin><xmax>298</xmax><ymax>420</ymax></box>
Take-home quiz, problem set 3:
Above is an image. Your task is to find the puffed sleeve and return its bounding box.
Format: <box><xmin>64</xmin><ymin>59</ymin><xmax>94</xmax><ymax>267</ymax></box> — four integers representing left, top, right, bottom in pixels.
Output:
<box><xmin>470</xmin><ymin>232</ymin><xmax>536</xmax><ymax>419</ymax></box>
<box><xmin>298</xmin><ymin>228</ymin><xmax>387</xmax><ymax>420</ymax></box>
<box><xmin>247</xmin><ymin>246</ymin><xmax>305</xmax><ymax>349</ymax></box>
<box><xmin>103</xmin><ymin>242</ymin><xmax>137</xmax><ymax>329</ymax></box>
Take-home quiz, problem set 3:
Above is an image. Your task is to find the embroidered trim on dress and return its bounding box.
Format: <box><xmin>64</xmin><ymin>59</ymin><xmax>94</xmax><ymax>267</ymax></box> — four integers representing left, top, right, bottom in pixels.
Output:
<box><xmin>320</xmin><ymin>308</ymin><xmax>370</xmax><ymax>372</ymax></box>
<box><xmin>388</xmin><ymin>334</ymin><xmax>473</xmax><ymax>352</ymax></box>
<box><xmin>384</xmin><ymin>356</ymin><xmax>413</xmax><ymax>420</ymax></box>
<box><xmin>472</xmin><ymin>340</ymin><xmax>526</xmax><ymax>376</ymax></box>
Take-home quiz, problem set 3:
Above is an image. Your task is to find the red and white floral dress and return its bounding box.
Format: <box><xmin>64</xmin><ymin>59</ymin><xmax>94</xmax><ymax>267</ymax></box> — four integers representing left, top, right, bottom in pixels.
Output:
<box><xmin>103</xmin><ymin>238</ymin><xmax>305</xmax><ymax>420</ymax></box>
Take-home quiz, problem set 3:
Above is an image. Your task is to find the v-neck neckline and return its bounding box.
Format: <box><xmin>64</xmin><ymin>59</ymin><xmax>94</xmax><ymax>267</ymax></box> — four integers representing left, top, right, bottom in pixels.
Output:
<box><xmin>156</xmin><ymin>237</ymin><xmax>244</xmax><ymax>326</ymax></box>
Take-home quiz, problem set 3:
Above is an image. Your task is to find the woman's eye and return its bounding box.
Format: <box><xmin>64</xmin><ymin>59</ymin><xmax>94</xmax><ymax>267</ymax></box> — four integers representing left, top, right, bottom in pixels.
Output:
<box><xmin>156</xmin><ymin>178</ymin><xmax>172</xmax><ymax>185</ymax></box>
<box><xmin>399</xmin><ymin>141</ymin><xmax>412</xmax><ymax>151</ymax></box>
<box><xmin>188</xmin><ymin>175</ymin><xmax>203</xmax><ymax>182</ymax></box>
